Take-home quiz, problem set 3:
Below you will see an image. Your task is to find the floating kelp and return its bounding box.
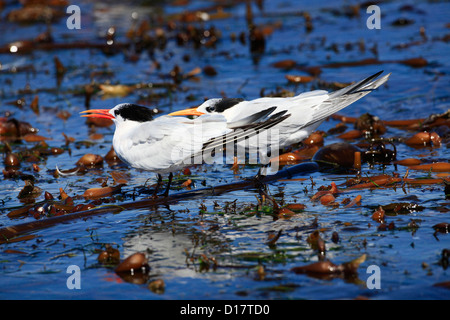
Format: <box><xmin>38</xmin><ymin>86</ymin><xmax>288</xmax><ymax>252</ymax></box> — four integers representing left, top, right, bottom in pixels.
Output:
<box><xmin>291</xmin><ymin>254</ymin><xmax>366</xmax><ymax>280</ymax></box>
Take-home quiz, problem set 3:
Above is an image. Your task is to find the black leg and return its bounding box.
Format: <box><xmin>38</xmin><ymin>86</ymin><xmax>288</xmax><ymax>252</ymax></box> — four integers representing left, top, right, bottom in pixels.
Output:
<box><xmin>253</xmin><ymin>167</ymin><xmax>279</xmax><ymax>211</ymax></box>
<box><xmin>253</xmin><ymin>167</ymin><xmax>268</xmax><ymax>193</ymax></box>
<box><xmin>163</xmin><ymin>172</ymin><xmax>173</xmax><ymax>197</ymax></box>
<box><xmin>153</xmin><ymin>173</ymin><xmax>163</xmax><ymax>198</ymax></box>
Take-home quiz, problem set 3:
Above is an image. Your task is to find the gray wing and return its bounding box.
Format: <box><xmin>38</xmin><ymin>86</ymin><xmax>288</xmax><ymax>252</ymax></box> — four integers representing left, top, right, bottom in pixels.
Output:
<box><xmin>192</xmin><ymin>110</ymin><xmax>291</xmax><ymax>163</ymax></box>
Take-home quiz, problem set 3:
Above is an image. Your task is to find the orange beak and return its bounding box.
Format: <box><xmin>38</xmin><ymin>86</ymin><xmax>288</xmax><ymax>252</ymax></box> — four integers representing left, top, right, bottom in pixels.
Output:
<box><xmin>80</xmin><ymin>109</ymin><xmax>115</xmax><ymax>120</ymax></box>
<box><xmin>168</xmin><ymin>107</ymin><xmax>204</xmax><ymax>117</ymax></box>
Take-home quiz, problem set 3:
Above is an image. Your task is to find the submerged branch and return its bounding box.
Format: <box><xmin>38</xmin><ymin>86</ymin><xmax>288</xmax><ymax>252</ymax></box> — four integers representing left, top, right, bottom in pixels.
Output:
<box><xmin>0</xmin><ymin>162</ymin><xmax>319</xmax><ymax>244</ymax></box>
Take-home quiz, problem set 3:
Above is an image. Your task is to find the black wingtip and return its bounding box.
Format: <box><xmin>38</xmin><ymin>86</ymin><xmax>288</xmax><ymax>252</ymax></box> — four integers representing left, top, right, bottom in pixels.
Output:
<box><xmin>374</xmin><ymin>70</ymin><xmax>384</xmax><ymax>78</ymax></box>
<box><xmin>367</xmin><ymin>70</ymin><xmax>384</xmax><ymax>82</ymax></box>
<box><xmin>347</xmin><ymin>70</ymin><xmax>384</xmax><ymax>95</ymax></box>
<box><xmin>227</xmin><ymin>106</ymin><xmax>278</xmax><ymax>129</ymax></box>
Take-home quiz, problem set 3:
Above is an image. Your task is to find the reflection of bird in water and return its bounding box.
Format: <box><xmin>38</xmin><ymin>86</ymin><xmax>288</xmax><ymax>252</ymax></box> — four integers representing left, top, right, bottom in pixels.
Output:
<box><xmin>122</xmin><ymin>229</ymin><xmax>213</xmax><ymax>279</ymax></box>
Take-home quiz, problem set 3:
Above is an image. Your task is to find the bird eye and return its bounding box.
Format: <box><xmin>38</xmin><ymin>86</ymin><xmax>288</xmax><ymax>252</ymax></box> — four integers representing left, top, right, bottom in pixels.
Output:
<box><xmin>206</xmin><ymin>106</ymin><xmax>215</xmax><ymax>113</ymax></box>
<box><xmin>114</xmin><ymin>109</ymin><xmax>125</xmax><ymax>120</ymax></box>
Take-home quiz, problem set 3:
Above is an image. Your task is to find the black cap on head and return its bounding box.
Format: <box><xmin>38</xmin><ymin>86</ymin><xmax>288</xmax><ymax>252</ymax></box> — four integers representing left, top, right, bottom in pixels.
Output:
<box><xmin>206</xmin><ymin>98</ymin><xmax>244</xmax><ymax>113</ymax></box>
<box><xmin>114</xmin><ymin>104</ymin><xmax>154</xmax><ymax>122</ymax></box>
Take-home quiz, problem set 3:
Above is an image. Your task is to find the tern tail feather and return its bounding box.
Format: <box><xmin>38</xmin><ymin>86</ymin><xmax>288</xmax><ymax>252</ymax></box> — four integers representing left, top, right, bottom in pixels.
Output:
<box><xmin>305</xmin><ymin>71</ymin><xmax>390</xmax><ymax>127</ymax></box>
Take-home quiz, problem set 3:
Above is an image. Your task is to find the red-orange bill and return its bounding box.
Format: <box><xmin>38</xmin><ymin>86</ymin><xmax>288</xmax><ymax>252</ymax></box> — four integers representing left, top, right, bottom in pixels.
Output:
<box><xmin>168</xmin><ymin>107</ymin><xmax>204</xmax><ymax>116</ymax></box>
<box><xmin>80</xmin><ymin>109</ymin><xmax>115</xmax><ymax>120</ymax></box>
